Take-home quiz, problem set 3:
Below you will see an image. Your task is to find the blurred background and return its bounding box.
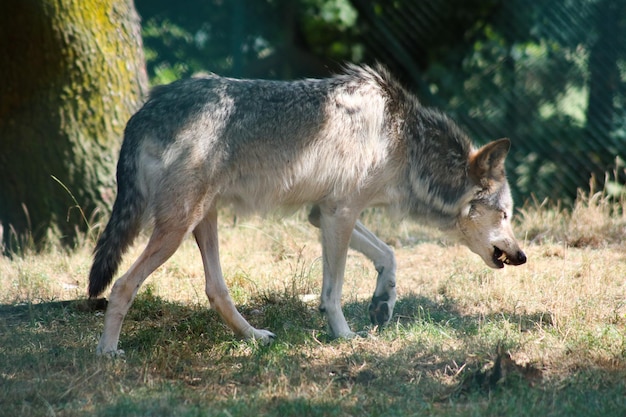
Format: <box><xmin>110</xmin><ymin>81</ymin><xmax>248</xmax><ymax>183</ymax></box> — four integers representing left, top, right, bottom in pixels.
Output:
<box><xmin>137</xmin><ymin>0</ymin><xmax>626</xmax><ymax>205</ymax></box>
<box><xmin>1</xmin><ymin>0</ymin><xmax>625</xmax><ymax>249</ymax></box>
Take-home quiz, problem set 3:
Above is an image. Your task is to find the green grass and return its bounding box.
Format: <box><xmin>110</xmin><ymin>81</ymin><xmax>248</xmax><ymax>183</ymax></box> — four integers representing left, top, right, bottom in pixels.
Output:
<box><xmin>1</xmin><ymin>191</ymin><xmax>626</xmax><ymax>416</ymax></box>
<box><xmin>2</xmin><ymin>290</ymin><xmax>625</xmax><ymax>417</ymax></box>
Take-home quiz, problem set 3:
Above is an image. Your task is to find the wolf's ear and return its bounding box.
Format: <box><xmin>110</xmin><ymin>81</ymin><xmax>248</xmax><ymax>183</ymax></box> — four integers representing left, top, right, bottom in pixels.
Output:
<box><xmin>469</xmin><ymin>138</ymin><xmax>511</xmax><ymax>189</ymax></box>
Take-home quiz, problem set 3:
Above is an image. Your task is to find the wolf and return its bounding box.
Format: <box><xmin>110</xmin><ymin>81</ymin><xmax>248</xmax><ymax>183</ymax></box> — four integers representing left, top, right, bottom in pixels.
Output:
<box><xmin>88</xmin><ymin>64</ymin><xmax>527</xmax><ymax>355</ymax></box>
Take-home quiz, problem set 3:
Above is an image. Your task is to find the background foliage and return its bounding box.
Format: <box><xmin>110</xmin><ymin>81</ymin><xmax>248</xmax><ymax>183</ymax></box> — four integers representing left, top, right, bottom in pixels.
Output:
<box><xmin>136</xmin><ymin>0</ymin><xmax>626</xmax><ymax>204</ymax></box>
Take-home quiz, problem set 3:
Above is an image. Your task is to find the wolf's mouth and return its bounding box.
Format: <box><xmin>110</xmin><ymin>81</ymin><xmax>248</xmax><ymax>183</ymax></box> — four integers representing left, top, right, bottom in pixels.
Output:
<box><xmin>493</xmin><ymin>246</ymin><xmax>509</xmax><ymax>268</ymax></box>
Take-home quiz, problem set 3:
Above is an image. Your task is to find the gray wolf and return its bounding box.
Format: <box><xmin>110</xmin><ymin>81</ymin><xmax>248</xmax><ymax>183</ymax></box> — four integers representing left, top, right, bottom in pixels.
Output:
<box><xmin>88</xmin><ymin>64</ymin><xmax>527</xmax><ymax>355</ymax></box>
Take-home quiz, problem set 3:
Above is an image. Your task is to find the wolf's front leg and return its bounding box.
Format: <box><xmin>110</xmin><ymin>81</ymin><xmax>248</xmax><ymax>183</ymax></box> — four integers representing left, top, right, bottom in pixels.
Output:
<box><xmin>309</xmin><ymin>207</ymin><xmax>397</xmax><ymax>331</ymax></box>
<box><xmin>350</xmin><ymin>221</ymin><xmax>397</xmax><ymax>327</ymax></box>
<box><xmin>318</xmin><ymin>205</ymin><xmax>360</xmax><ymax>338</ymax></box>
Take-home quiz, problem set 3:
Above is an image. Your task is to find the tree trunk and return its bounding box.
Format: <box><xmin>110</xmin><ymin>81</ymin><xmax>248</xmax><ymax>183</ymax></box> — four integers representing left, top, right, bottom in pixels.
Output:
<box><xmin>0</xmin><ymin>0</ymin><xmax>148</xmax><ymax>250</ymax></box>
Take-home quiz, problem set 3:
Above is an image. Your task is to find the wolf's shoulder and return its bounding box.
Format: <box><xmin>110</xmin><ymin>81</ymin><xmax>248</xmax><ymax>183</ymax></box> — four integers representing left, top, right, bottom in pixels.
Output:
<box><xmin>336</xmin><ymin>63</ymin><xmax>408</xmax><ymax>103</ymax></box>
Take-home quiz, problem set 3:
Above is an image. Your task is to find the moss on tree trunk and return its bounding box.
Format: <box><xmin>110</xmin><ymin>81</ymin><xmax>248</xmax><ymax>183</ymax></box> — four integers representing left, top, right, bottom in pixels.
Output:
<box><xmin>0</xmin><ymin>0</ymin><xmax>148</xmax><ymax>249</ymax></box>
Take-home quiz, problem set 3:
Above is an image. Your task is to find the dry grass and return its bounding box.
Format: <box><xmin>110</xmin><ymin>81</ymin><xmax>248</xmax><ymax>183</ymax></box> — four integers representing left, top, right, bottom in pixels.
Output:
<box><xmin>1</xmin><ymin>192</ymin><xmax>626</xmax><ymax>416</ymax></box>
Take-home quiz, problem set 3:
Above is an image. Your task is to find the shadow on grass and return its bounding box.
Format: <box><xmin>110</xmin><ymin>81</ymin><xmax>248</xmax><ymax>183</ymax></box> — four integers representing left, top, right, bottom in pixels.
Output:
<box><xmin>345</xmin><ymin>292</ymin><xmax>557</xmax><ymax>333</ymax></box>
<box><xmin>0</xmin><ymin>290</ymin><xmax>556</xmax><ymax>348</ymax></box>
<box><xmin>1</xmin><ymin>292</ymin><xmax>626</xmax><ymax>416</ymax></box>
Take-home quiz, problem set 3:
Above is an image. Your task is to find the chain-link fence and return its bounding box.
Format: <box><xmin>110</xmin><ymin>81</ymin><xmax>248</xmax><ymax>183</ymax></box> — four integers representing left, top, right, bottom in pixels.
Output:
<box><xmin>138</xmin><ymin>0</ymin><xmax>626</xmax><ymax>204</ymax></box>
<box><xmin>356</xmin><ymin>0</ymin><xmax>626</xmax><ymax>204</ymax></box>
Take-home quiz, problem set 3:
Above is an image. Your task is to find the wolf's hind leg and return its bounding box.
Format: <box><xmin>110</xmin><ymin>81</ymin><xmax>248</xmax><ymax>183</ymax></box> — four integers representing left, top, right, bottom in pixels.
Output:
<box><xmin>194</xmin><ymin>210</ymin><xmax>276</xmax><ymax>344</ymax></box>
<box><xmin>97</xmin><ymin>225</ymin><xmax>188</xmax><ymax>356</ymax></box>
<box><xmin>350</xmin><ymin>221</ymin><xmax>397</xmax><ymax>327</ymax></box>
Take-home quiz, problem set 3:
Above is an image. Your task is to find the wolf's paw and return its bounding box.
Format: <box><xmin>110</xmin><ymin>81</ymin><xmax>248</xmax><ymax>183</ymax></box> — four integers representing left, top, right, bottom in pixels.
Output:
<box><xmin>369</xmin><ymin>294</ymin><xmax>393</xmax><ymax>327</ymax></box>
<box><xmin>328</xmin><ymin>328</ymin><xmax>360</xmax><ymax>340</ymax></box>
<box><xmin>252</xmin><ymin>329</ymin><xmax>276</xmax><ymax>346</ymax></box>
<box><xmin>96</xmin><ymin>348</ymin><xmax>125</xmax><ymax>358</ymax></box>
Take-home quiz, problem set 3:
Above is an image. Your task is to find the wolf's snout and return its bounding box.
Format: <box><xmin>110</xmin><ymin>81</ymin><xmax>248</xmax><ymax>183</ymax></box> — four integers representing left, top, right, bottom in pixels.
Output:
<box><xmin>493</xmin><ymin>247</ymin><xmax>527</xmax><ymax>268</ymax></box>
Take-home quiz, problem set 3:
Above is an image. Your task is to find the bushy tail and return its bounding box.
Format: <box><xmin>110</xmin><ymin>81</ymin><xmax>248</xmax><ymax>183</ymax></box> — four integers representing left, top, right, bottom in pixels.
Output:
<box><xmin>88</xmin><ymin>200</ymin><xmax>143</xmax><ymax>297</ymax></box>
<box><xmin>88</xmin><ymin>137</ymin><xmax>146</xmax><ymax>298</ymax></box>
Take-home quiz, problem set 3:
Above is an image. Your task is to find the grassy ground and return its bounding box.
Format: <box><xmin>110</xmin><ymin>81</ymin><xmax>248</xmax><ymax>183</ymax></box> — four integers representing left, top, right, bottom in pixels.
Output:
<box><xmin>1</xmin><ymin>191</ymin><xmax>626</xmax><ymax>416</ymax></box>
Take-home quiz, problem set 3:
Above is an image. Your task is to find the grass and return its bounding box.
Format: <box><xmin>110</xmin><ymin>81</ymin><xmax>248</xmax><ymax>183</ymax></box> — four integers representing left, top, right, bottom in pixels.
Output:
<box><xmin>1</xmin><ymin>190</ymin><xmax>626</xmax><ymax>416</ymax></box>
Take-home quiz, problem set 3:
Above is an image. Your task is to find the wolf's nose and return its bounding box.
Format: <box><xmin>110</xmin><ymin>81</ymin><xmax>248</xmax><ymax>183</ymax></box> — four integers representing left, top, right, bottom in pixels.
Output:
<box><xmin>516</xmin><ymin>251</ymin><xmax>527</xmax><ymax>265</ymax></box>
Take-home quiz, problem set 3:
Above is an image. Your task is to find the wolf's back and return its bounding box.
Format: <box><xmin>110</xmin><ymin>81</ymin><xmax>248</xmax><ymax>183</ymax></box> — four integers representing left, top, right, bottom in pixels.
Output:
<box><xmin>88</xmin><ymin>126</ymin><xmax>146</xmax><ymax>298</ymax></box>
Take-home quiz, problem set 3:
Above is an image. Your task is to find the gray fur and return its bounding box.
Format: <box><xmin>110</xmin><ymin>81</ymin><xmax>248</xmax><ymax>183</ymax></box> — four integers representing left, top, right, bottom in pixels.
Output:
<box><xmin>88</xmin><ymin>64</ymin><xmax>526</xmax><ymax>355</ymax></box>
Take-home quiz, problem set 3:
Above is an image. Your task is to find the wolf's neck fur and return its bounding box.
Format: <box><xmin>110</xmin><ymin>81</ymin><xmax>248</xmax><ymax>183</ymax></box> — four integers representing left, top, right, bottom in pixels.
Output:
<box><xmin>396</xmin><ymin>98</ymin><xmax>475</xmax><ymax>230</ymax></box>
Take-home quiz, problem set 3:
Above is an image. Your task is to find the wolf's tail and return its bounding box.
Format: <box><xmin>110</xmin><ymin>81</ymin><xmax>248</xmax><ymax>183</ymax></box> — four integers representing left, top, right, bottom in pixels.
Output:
<box><xmin>88</xmin><ymin>133</ymin><xmax>146</xmax><ymax>298</ymax></box>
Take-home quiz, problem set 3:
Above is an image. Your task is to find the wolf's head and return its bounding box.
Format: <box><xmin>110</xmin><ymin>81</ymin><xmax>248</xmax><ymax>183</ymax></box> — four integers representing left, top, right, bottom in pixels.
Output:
<box><xmin>456</xmin><ymin>138</ymin><xmax>527</xmax><ymax>269</ymax></box>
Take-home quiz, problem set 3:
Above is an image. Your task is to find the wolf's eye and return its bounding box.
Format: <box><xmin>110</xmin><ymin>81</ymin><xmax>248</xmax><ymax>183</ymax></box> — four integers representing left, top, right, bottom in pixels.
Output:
<box><xmin>501</xmin><ymin>211</ymin><xmax>508</xmax><ymax>220</ymax></box>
